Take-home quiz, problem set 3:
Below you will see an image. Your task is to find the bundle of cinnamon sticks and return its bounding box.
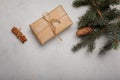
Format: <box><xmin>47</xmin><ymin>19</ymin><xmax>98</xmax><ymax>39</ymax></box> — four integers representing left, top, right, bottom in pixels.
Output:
<box><xmin>11</xmin><ymin>27</ymin><xmax>27</xmax><ymax>43</ymax></box>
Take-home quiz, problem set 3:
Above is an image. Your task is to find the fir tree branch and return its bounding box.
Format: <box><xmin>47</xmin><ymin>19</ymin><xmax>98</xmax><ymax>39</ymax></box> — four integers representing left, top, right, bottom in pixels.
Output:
<box><xmin>99</xmin><ymin>40</ymin><xmax>113</xmax><ymax>55</ymax></box>
<box><xmin>73</xmin><ymin>0</ymin><xmax>89</xmax><ymax>7</ymax></box>
<box><xmin>72</xmin><ymin>0</ymin><xmax>120</xmax><ymax>54</ymax></box>
<box><xmin>72</xmin><ymin>26</ymin><xmax>108</xmax><ymax>52</ymax></box>
<box><xmin>109</xmin><ymin>0</ymin><xmax>120</xmax><ymax>5</ymax></box>
<box><xmin>87</xmin><ymin>39</ymin><xmax>95</xmax><ymax>52</ymax></box>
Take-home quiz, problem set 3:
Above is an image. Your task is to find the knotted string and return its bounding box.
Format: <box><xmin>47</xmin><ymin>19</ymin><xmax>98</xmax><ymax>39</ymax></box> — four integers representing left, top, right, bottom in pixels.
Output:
<box><xmin>42</xmin><ymin>12</ymin><xmax>62</xmax><ymax>41</ymax></box>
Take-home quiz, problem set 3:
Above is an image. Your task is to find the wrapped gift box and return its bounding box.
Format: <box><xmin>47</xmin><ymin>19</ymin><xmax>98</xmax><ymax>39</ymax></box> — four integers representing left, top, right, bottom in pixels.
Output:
<box><xmin>30</xmin><ymin>5</ymin><xmax>73</xmax><ymax>45</ymax></box>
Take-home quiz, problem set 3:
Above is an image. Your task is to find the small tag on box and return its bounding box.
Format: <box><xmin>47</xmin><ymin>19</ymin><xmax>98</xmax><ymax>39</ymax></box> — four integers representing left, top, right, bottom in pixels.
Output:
<box><xmin>30</xmin><ymin>5</ymin><xmax>73</xmax><ymax>45</ymax></box>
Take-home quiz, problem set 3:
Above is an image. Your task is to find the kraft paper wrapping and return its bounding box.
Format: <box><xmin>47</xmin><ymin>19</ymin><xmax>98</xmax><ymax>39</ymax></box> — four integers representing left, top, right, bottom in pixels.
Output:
<box><xmin>30</xmin><ymin>5</ymin><xmax>73</xmax><ymax>45</ymax></box>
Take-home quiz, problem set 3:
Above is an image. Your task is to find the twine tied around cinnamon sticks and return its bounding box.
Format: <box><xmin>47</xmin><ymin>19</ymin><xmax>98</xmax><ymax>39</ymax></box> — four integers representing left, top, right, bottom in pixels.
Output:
<box><xmin>42</xmin><ymin>12</ymin><xmax>63</xmax><ymax>41</ymax></box>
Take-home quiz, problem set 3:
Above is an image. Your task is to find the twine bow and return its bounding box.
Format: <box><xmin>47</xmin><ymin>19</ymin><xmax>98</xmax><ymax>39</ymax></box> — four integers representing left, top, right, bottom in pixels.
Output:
<box><xmin>42</xmin><ymin>12</ymin><xmax>62</xmax><ymax>41</ymax></box>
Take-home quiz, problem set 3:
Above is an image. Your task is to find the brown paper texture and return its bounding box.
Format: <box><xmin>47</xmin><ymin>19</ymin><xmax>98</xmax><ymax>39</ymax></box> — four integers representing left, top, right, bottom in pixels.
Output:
<box><xmin>30</xmin><ymin>5</ymin><xmax>73</xmax><ymax>44</ymax></box>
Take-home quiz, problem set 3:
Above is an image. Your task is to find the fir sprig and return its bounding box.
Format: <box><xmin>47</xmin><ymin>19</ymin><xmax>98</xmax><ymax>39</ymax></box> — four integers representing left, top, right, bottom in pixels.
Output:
<box><xmin>99</xmin><ymin>40</ymin><xmax>113</xmax><ymax>55</ymax></box>
<box><xmin>72</xmin><ymin>0</ymin><xmax>120</xmax><ymax>54</ymax></box>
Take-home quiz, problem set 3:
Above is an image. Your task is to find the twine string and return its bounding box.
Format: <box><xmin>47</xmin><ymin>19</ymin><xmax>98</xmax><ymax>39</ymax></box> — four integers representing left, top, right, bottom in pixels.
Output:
<box><xmin>42</xmin><ymin>12</ymin><xmax>62</xmax><ymax>41</ymax></box>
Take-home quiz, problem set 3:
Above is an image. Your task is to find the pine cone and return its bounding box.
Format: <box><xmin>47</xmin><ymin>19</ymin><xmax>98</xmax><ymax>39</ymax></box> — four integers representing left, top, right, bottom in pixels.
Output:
<box><xmin>76</xmin><ymin>27</ymin><xmax>94</xmax><ymax>36</ymax></box>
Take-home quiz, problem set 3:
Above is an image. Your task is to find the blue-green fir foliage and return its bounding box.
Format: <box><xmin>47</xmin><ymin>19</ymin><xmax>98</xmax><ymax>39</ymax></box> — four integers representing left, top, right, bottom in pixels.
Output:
<box><xmin>72</xmin><ymin>0</ymin><xmax>120</xmax><ymax>54</ymax></box>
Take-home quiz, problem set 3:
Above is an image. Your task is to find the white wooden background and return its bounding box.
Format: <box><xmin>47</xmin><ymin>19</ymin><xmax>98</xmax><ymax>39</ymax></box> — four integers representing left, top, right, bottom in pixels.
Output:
<box><xmin>0</xmin><ymin>0</ymin><xmax>120</xmax><ymax>80</ymax></box>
